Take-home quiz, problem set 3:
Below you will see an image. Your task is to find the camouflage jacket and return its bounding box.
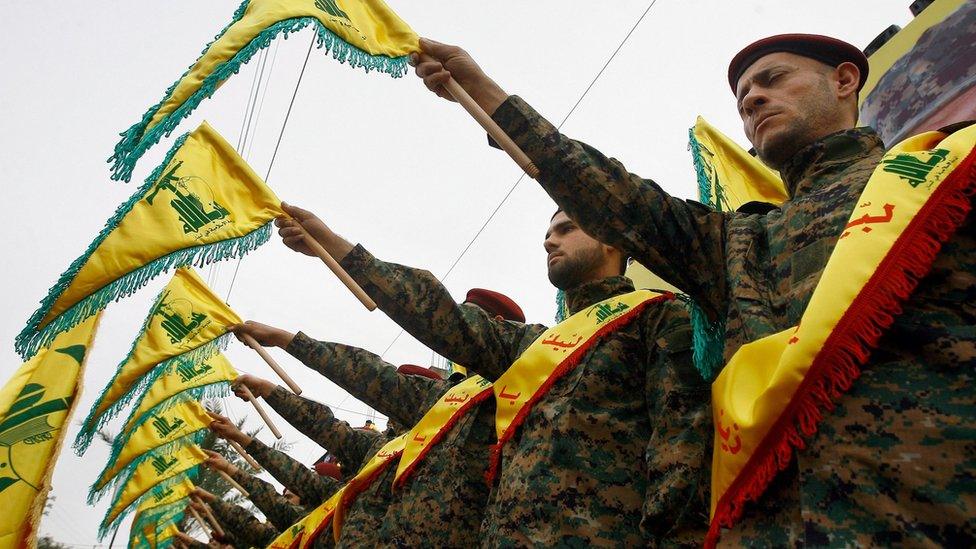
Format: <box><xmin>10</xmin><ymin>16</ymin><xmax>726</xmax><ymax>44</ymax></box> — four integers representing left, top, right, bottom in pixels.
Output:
<box><xmin>334</xmin><ymin>432</ymin><xmax>398</xmax><ymax>548</ymax></box>
<box><xmin>287</xmin><ymin>333</ymin><xmax>497</xmax><ymax>547</ymax></box>
<box><xmin>208</xmin><ymin>497</ymin><xmax>279</xmax><ymax>548</ymax></box>
<box><xmin>265</xmin><ymin>385</ymin><xmax>381</xmax><ymax>473</ymax></box>
<box><xmin>229</xmin><ymin>465</ymin><xmax>304</xmax><ymax>531</ymax></box>
<box><xmin>245</xmin><ymin>437</ymin><xmax>341</xmax><ymax>507</ymax></box>
<box><xmin>491</xmin><ymin>96</ymin><xmax>976</xmax><ymax>545</ymax></box>
<box><xmin>341</xmin><ymin>246</ymin><xmax>711</xmax><ymax>547</ymax></box>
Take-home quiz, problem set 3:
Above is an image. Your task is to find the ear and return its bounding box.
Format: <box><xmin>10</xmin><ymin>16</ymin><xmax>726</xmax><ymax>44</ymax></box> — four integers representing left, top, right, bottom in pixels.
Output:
<box><xmin>833</xmin><ymin>61</ymin><xmax>860</xmax><ymax>100</ymax></box>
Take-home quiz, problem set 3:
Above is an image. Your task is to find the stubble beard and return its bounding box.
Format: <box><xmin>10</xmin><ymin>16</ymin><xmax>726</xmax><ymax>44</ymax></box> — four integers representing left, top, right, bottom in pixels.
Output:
<box><xmin>756</xmin><ymin>83</ymin><xmax>836</xmax><ymax>171</ymax></box>
<box><xmin>547</xmin><ymin>245</ymin><xmax>604</xmax><ymax>291</ymax></box>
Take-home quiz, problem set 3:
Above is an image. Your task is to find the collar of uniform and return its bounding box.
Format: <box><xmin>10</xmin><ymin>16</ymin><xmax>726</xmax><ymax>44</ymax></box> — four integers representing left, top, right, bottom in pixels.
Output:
<box><xmin>779</xmin><ymin>126</ymin><xmax>883</xmax><ymax>197</ymax></box>
<box><xmin>564</xmin><ymin>275</ymin><xmax>636</xmax><ymax>316</ymax></box>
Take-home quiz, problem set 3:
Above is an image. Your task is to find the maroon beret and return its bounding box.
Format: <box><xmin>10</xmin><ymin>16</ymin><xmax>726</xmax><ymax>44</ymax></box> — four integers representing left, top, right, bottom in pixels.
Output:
<box><xmin>464</xmin><ymin>288</ymin><xmax>525</xmax><ymax>322</ymax></box>
<box><xmin>314</xmin><ymin>461</ymin><xmax>343</xmax><ymax>481</ymax></box>
<box><xmin>397</xmin><ymin>364</ymin><xmax>443</xmax><ymax>380</ymax></box>
<box><xmin>728</xmin><ymin>33</ymin><xmax>869</xmax><ymax>94</ymax></box>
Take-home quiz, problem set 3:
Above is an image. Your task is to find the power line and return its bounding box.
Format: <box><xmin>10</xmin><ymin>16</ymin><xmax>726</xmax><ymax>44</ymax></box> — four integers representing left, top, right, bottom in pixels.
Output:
<box><xmin>380</xmin><ymin>0</ymin><xmax>660</xmax><ymax>358</ymax></box>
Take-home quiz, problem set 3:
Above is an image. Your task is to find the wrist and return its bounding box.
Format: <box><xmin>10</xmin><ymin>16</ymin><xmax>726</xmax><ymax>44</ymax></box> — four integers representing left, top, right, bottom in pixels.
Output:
<box><xmin>470</xmin><ymin>80</ymin><xmax>507</xmax><ymax>116</ymax></box>
<box><xmin>273</xmin><ymin>331</ymin><xmax>296</xmax><ymax>350</ymax></box>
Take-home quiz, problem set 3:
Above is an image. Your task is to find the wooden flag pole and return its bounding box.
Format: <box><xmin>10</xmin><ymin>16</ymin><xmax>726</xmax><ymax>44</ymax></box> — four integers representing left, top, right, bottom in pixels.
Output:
<box><xmin>217</xmin><ymin>469</ymin><xmax>250</xmax><ymax>497</ymax></box>
<box><xmin>294</xmin><ymin>224</ymin><xmax>377</xmax><ymax>311</ymax></box>
<box><xmin>228</xmin><ymin>439</ymin><xmax>262</xmax><ymax>470</ymax></box>
<box><xmin>240</xmin><ymin>333</ymin><xmax>302</xmax><ymax>395</ymax></box>
<box><xmin>188</xmin><ymin>506</ymin><xmax>212</xmax><ymax>539</ymax></box>
<box><xmin>417</xmin><ymin>54</ymin><xmax>539</xmax><ymax>179</ymax></box>
<box><xmin>194</xmin><ymin>498</ymin><xmax>225</xmax><ymax>538</ymax></box>
<box><xmin>240</xmin><ymin>385</ymin><xmax>282</xmax><ymax>439</ymax></box>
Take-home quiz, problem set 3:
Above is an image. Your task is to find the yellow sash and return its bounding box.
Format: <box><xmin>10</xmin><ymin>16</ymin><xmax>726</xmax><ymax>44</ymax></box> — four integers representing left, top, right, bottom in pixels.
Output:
<box><xmin>393</xmin><ymin>375</ymin><xmax>493</xmax><ymax>488</ymax></box>
<box><xmin>331</xmin><ymin>433</ymin><xmax>407</xmax><ymax>542</ymax></box>
<box><xmin>487</xmin><ymin>289</ymin><xmax>670</xmax><ymax>482</ymax></box>
<box><xmin>706</xmin><ymin>124</ymin><xmax>976</xmax><ymax>546</ymax></box>
<box><xmin>267</xmin><ymin>520</ymin><xmax>307</xmax><ymax>549</ymax></box>
<box><xmin>266</xmin><ymin>486</ymin><xmax>346</xmax><ymax>549</ymax></box>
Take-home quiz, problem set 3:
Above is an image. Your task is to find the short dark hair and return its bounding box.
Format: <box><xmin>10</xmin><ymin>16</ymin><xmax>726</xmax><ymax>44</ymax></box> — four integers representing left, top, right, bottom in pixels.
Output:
<box><xmin>551</xmin><ymin>207</ymin><xmax>564</xmax><ymax>221</ymax></box>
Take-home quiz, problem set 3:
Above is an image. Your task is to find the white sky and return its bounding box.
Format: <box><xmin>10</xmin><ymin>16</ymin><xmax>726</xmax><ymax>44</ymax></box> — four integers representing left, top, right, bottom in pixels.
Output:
<box><xmin>1</xmin><ymin>1</ymin><xmax>912</xmax><ymax>545</ymax></box>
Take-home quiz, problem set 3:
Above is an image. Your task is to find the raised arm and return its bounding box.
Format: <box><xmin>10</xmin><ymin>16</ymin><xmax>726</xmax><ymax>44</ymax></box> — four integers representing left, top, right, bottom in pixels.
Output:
<box><xmin>412</xmin><ymin>39</ymin><xmax>730</xmax><ymax>321</ymax></box>
<box><xmin>244</xmin><ymin>436</ymin><xmax>341</xmax><ymax>506</ymax></box>
<box><xmin>194</xmin><ymin>489</ymin><xmax>279</xmax><ymax>548</ymax></box>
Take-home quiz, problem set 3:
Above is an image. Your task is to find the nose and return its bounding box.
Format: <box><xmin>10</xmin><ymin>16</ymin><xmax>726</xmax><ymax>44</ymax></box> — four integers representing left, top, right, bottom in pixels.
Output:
<box><xmin>740</xmin><ymin>89</ymin><xmax>767</xmax><ymax>119</ymax></box>
<box><xmin>544</xmin><ymin>234</ymin><xmax>558</xmax><ymax>254</ymax></box>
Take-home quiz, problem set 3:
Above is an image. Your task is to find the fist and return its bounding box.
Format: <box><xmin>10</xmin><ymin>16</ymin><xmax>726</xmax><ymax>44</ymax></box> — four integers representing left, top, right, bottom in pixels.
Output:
<box><xmin>228</xmin><ymin>320</ymin><xmax>294</xmax><ymax>349</ymax></box>
<box><xmin>202</xmin><ymin>449</ymin><xmax>235</xmax><ymax>474</ymax></box>
<box><xmin>206</xmin><ymin>411</ymin><xmax>252</xmax><ymax>446</ymax></box>
<box><xmin>275</xmin><ymin>202</ymin><xmax>332</xmax><ymax>257</ymax></box>
<box><xmin>193</xmin><ymin>486</ymin><xmax>217</xmax><ymax>502</ymax></box>
<box><xmin>232</xmin><ymin>374</ymin><xmax>276</xmax><ymax>399</ymax></box>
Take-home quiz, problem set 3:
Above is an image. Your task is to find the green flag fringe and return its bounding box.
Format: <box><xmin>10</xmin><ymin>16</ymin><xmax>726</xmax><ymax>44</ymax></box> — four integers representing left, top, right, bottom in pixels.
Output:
<box><xmin>109</xmin><ymin>1</ymin><xmax>408</xmax><ymax>182</ymax></box>
<box><xmin>688</xmin><ymin>127</ymin><xmax>715</xmax><ymax>209</ymax></box>
<box><xmin>16</xmin><ymin>132</ymin><xmax>271</xmax><ymax>359</ymax></box>
<box><xmin>74</xmin><ymin>331</ymin><xmax>232</xmax><ymax>454</ymax></box>
<box><xmin>131</xmin><ymin>505</ymin><xmax>186</xmax><ymax>549</ymax></box>
<box><xmin>99</xmin><ymin>467</ymin><xmax>201</xmax><ymax>540</ymax></box>
<box><xmin>554</xmin><ymin>289</ymin><xmax>569</xmax><ymax>323</ymax></box>
<box><xmin>89</xmin><ymin>428</ymin><xmax>208</xmax><ymax>504</ymax></box>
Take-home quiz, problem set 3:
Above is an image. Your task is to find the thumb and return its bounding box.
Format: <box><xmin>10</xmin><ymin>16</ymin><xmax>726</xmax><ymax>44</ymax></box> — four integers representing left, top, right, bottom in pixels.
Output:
<box><xmin>281</xmin><ymin>202</ymin><xmax>312</xmax><ymax>221</ymax></box>
<box><xmin>419</xmin><ymin>37</ymin><xmax>456</xmax><ymax>59</ymax></box>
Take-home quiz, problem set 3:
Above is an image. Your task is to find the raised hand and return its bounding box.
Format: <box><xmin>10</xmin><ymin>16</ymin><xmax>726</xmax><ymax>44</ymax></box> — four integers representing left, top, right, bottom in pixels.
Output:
<box><xmin>202</xmin><ymin>449</ymin><xmax>237</xmax><ymax>475</ymax></box>
<box><xmin>231</xmin><ymin>373</ymin><xmax>277</xmax><ymax>399</ymax></box>
<box><xmin>206</xmin><ymin>411</ymin><xmax>253</xmax><ymax>446</ymax></box>
<box><xmin>227</xmin><ymin>320</ymin><xmax>295</xmax><ymax>349</ymax></box>
<box><xmin>411</xmin><ymin>38</ymin><xmax>508</xmax><ymax>115</ymax></box>
<box><xmin>192</xmin><ymin>486</ymin><xmax>217</xmax><ymax>502</ymax></box>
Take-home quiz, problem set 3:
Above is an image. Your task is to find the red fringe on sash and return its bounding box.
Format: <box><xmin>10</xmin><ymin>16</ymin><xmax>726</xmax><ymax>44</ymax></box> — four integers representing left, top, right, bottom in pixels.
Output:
<box><xmin>332</xmin><ymin>451</ymin><xmax>403</xmax><ymax>543</ymax></box>
<box><xmin>303</xmin><ymin>513</ymin><xmax>333</xmax><ymax>549</ymax></box>
<box><xmin>393</xmin><ymin>387</ymin><xmax>494</xmax><ymax>490</ymax></box>
<box><xmin>484</xmin><ymin>292</ymin><xmax>676</xmax><ymax>486</ymax></box>
<box><xmin>705</xmin><ymin>147</ymin><xmax>976</xmax><ymax>547</ymax></box>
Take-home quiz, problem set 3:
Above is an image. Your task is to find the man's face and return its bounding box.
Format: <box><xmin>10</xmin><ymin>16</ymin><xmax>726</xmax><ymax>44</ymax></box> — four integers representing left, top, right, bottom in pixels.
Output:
<box><xmin>735</xmin><ymin>52</ymin><xmax>843</xmax><ymax>169</ymax></box>
<box><xmin>544</xmin><ymin>212</ymin><xmax>609</xmax><ymax>290</ymax></box>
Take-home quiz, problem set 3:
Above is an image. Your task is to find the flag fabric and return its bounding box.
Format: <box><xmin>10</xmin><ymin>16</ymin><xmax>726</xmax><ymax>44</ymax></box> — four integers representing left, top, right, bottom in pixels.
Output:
<box><xmin>130</xmin><ymin>502</ymin><xmax>186</xmax><ymax>549</ymax></box>
<box><xmin>0</xmin><ymin>314</ymin><xmax>101</xmax><ymax>549</ymax></box>
<box><xmin>90</xmin><ymin>399</ymin><xmax>212</xmax><ymax>502</ymax></box>
<box><xmin>689</xmin><ymin>116</ymin><xmax>788</xmax><ymax>211</ymax></box>
<box><xmin>100</xmin><ymin>448</ymin><xmax>206</xmax><ymax>538</ymax></box>
<box><xmin>74</xmin><ymin>267</ymin><xmax>241</xmax><ymax>453</ymax></box>
<box><xmin>108</xmin><ymin>0</ymin><xmax>419</xmax><ymax>181</ymax></box>
<box><xmin>17</xmin><ymin>122</ymin><xmax>280</xmax><ymax>360</ymax></box>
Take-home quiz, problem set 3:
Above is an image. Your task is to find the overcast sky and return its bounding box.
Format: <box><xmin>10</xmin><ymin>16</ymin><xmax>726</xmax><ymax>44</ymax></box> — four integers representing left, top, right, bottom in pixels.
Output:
<box><xmin>1</xmin><ymin>1</ymin><xmax>912</xmax><ymax>545</ymax></box>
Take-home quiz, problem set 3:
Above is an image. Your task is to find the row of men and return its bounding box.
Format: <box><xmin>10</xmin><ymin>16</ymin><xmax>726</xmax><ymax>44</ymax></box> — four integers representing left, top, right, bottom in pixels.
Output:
<box><xmin>173</xmin><ymin>30</ymin><xmax>972</xmax><ymax>547</ymax></box>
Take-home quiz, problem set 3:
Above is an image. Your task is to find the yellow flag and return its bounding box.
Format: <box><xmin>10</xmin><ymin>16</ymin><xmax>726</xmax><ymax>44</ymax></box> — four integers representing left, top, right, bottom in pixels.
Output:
<box><xmin>123</xmin><ymin>353</ymin><xmax>237</xmax><ymax>438</ymax></box>
<box><xmin>689</xmin><ymin>116</ymin><xmax>788</xmax><ymax>211</ymax></box>
<box><xmin>101</xmin><ymin>446</ymin><xmax>207</xmax><ymax>538</ymax></box>
<box><xmin>131</xmin><ymin>501</ymin><xmax>186</xmax><ymax>549</ymax></box>
<box><xmin>137</xmin><ymin>478</ymin><xmax>195</xmax><ymax>514</ymax></box>
<box><xmin>90</xmin><ymin>400</ymin><xmax>212</xmax><ymax>502</ymax></box>
<box><xmin>109</xmin><ymin>0</ymin><xmax>419</xmax><ymax>181</ymax></box>
<box><xmin>75</xmin><ymin>268</ymin><xmax>240</xmax><ymax>452</ymax></box>
<box><xmin>18</xmin><ymin>121</ymin><xmax>280</xmax><ymax>360</ymax></box>
<box><xmin>0</xmin><ymin>314</ymin><xmax>101</xmax><ymax>549</ymax></box>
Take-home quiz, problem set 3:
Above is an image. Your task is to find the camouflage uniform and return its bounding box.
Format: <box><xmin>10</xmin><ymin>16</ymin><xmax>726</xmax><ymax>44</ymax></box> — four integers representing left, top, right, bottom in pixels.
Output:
<box><xmin>489</xmin><ymin>96</ymin><xmax>976</xmax><ymax>545</ymax></box>
<box><xmin>208</xmin><ymin>497</ymin><xmax>279</xmax><ymax>548</ymax></box>
<box><xmin>286</xmin><ymin>334</ymin><xmax>498</xmax><ymax>547</ymax></box>
<box><xmin>263</xmin><ymin>383</ymin><xmax>395</xmax><ymax>548</ymax></box>
<box><xmin>245</xmin><ymin>437</ymin><xmax>341</xmax><ymax>506</ymax></box>
<box><xmin>229</xmin><ymin>465</ymin><xmax>305</xmax><ymax>531</ymax></box>
<box><xmin>339</xmin><ymin>246</ymin><xmax>711</xmax><ymax>546</ymax></box>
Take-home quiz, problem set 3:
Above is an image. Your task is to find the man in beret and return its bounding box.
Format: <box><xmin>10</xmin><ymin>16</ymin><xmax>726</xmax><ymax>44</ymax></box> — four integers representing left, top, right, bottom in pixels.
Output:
<box><xmin>411</xmin><ymin>33</ymin><xmax>975</xmax><ymax>545</ymax></box>
<box><xmin>269</xmin><ymin>203</ymin><xmax>710</xmax><ymax>546</ymax></box>
<box><xmin>231</xmin><ymin>289</ymin><xmax>526</xmax><ymax>547</ymax></box>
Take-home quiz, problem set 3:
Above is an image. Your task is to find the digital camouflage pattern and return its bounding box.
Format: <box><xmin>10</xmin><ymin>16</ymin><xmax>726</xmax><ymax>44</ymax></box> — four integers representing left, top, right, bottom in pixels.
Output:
<box><xmin>245</xmin><ymin>438</ymin><xmax>341</xmax><ymax>507</ymax></box>
<box><xmin>208</xmin><ymin>497</ymin><xmax>279</xmax><ymax>548</ymax></box>
<box><xmin>491</xmin><ymin>96</ymin><xmax>976</xmax><ymax>545</ymax></box>
<box><xmin>228</xmin><ymin>465</ymin><xmax>305</xmax><ymax>531</ymax></box>
<box><xmin>340</xmin><ymin>246</ymin><xmax>711</xmax><ymax>546</ymax></box>
<box><xmin>287</xmin><ymin>333</ymin><xmax>497</xmax><ymax>547</ymax></box>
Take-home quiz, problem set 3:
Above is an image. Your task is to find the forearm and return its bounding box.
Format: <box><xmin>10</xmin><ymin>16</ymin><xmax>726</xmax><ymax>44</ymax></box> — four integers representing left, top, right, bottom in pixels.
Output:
<box><xmin>245</xmin><ymin>438</ymin><xmax>341</xmax><ymax>505</ymax></box>
<box><xmin>286</xmin><ymin>333</ymin><xmax>446</xmax><ymax>427</ymax></box>
<box><xmin>264</xmin><ymin>385</ymin><xmax>378</xmax><ymax>471</ymax></box>
<box><xmin>227</xmin><ymin>468</ymin><xmax>299</xmax><ymax>531</ymax></box>
<box><xmin>492</xmin><ymin>96</ymin><xmax>728</xmax><ymax>319</ymax></box>
<box><xmin>209</xmin><ymin>499</ymin><xmax>279</xmax><ymax>548</ymax></box>
<box><xmin>339</xmin><ymin>245</ymin><xmax>538</xmax><ymax>380</ymax></box>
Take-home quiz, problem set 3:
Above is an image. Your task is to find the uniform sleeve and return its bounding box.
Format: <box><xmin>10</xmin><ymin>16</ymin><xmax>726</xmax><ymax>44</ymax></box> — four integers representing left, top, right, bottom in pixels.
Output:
<box><xmin>264</xmin><ymin>385</ymin><xmax>381</xmax><ymax>472</ymax></box>
<box><xmin>228</xmin><ymin>467</ymin><xmax>303</xmax><ymax>531</ymax></box>
<box><xmin>492</xmin><ymin>95</ymin><xmax>730</xmax><ymax>321</ymax></box>
<box><xmin>208</xmin><ymin>498</ymin><xmax>279</xmax><ymax>548</ymax></box>
<box><xmin>245</xmin><ymin>437</ymin><xmax>341</xmax><ymax>506</ymax></box>
<box><xmin>640</xmin><ymin>301</ymin><xmax>711</xmax><ymax>543</ymax></box>
<box><xmin>339</xmin><ymin>245</ymin><xmax>546</xmax><ymax>381</ymax></box>
<box><xmin>285</xmin><ymin>332</ymin><xmax>449</xmax><ymax>427</ymax></box>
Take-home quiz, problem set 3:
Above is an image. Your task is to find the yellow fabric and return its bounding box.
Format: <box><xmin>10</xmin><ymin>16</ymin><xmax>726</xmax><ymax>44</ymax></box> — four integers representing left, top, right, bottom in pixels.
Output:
<box><xmin>137</xmin><ymin>478</ymin><xmax>195</xmax><ymax>514</ymax></box>
<box><xmin>147</xmin><ymin>0</ymin><xmax>419</xmax><ymax>133</ymax></box>
<box><xmin>42</xmin><ymin>122</ymin><xmax>281</xmax><ymax>329</ymax></box>
<box><xmin>692</xmin><ymin>116</ymin><xmax>788</xmax><ymax>210</ymax></box>
<box><xmin>88</xmin><ymin>268</ymin><xmax>240</xmax><ymax>428</ymax></box>
<box><xmin>154</xmin><ymin>524</ymin><xmax>179</xmax><ymax>546</ymax></box>
<box><xmin>122</xmin><ymin>353</ymin><xmax>237</xmax><ymax>436</ymax></box>
<box><xmin>859</xmin><ymin>0</ymin><xmax>966</xmax><ymax>104</ymax></box>
<box><xmin>95</xmin><ymin>400</ymin><xmax>212</xmax><ymax>492</ymax></box>
<box><xmin>106</xmin><ymin>445</ymin><xmax>207</xmax><ymax>529</ymax></box>
<box><xmin>625</xmin><ymin>261</ymin><xmax>680</xmax><ymax>293</ymax></box>
<box><xmin>0</xmin><ymin>314</ymin><xmax>101</xmax><ymax>549</ymax></box>
<box><xmin>394</xmin><ymin>375</ymin><xmax>492</xmax><ymax>485</ymax></box>
<box><xmin>710</xmin><ymin>124</ymin><xmax>976</xmax><ymax>517</ymax></box>
<box><xmin>493</xmin><ymin>290</ymin><xmax>663</xmax><ymax>441</ymax></box>
<box><xmin>332</xmin><ymin>433</ymin><xmax>408</xmax><ymax>540</ymax></box>
<box><xmin>269</xmin><ymin>487</ymin><xmax>346</xmax><ymax>549</ymax></box>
